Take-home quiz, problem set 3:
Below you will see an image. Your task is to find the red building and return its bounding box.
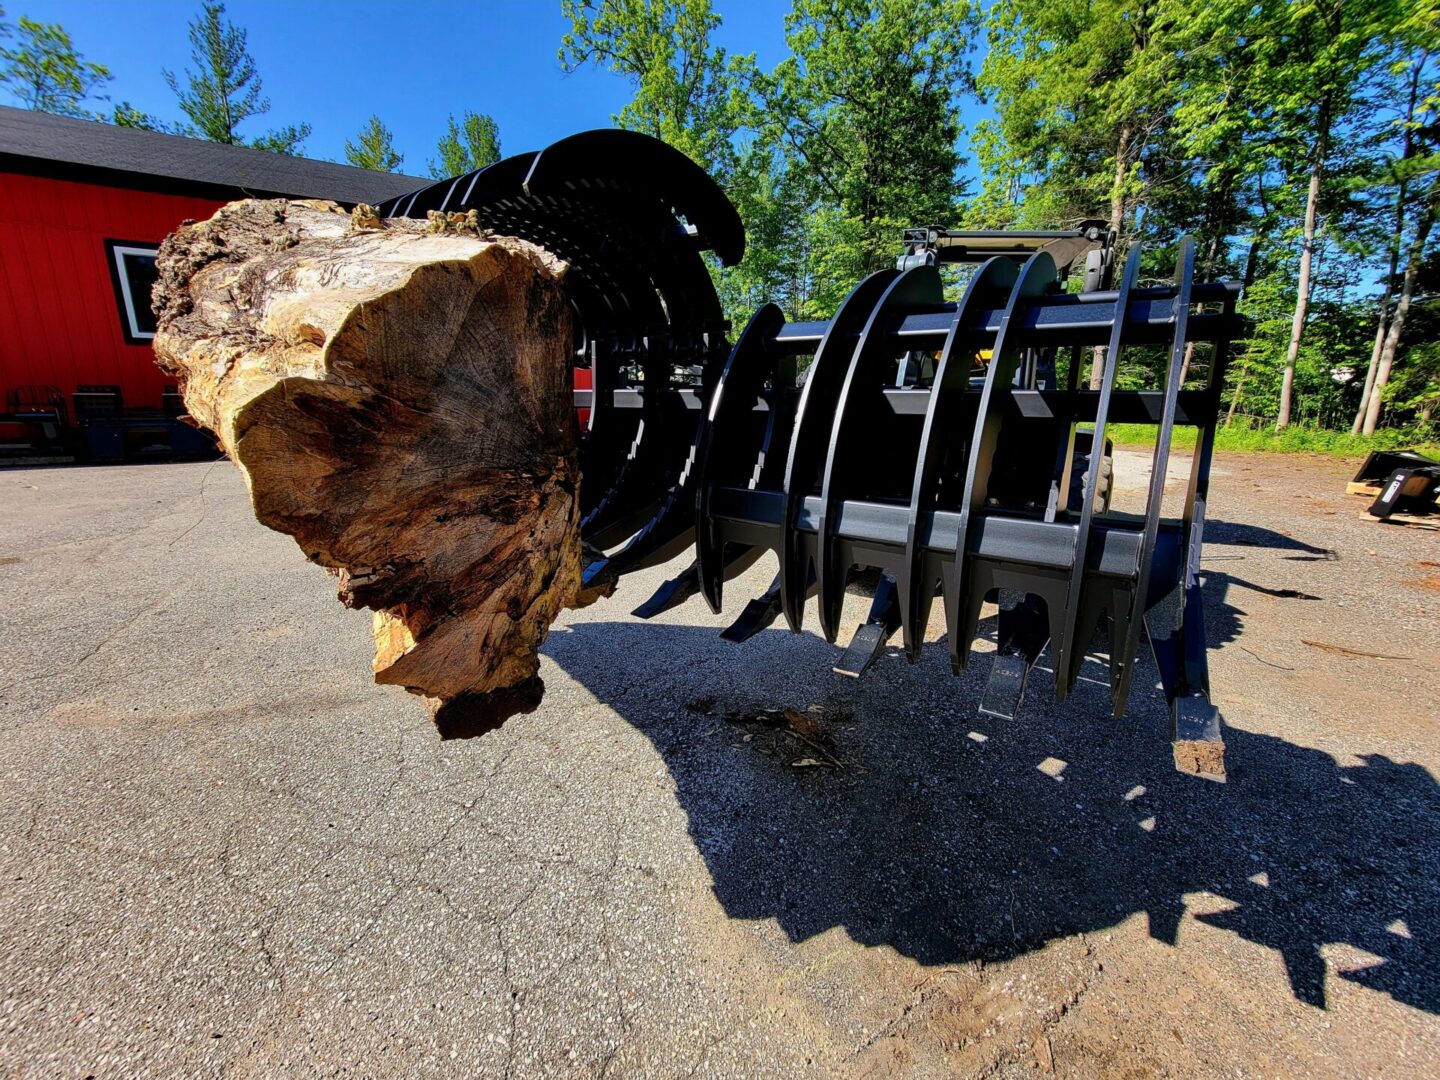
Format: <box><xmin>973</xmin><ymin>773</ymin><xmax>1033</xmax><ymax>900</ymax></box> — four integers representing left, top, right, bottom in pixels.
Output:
<box><xmin>0</xmin><ymin>105</ymin><xmax>422</xmax><ymax>458</ymax></box>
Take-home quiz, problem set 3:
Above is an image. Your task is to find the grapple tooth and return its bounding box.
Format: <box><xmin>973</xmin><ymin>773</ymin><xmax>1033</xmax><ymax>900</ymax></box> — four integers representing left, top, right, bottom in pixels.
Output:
<box><xmin>720</xmin><ymin>565</ymin><xmax>816</xmax><ymax>643</ymax></box>
<box><xmin>632</xmin><ymin>545</ymin><xmax>766</xmax><ymax>620</ymax></box>
<box><xmin>632</xmin><ymin>564</ymin><xmax>700</xmax><ymax>620</ymax></box>
<box><xmin>719</xmin><ymin>578</ymin><xmax>783</xmax><ymax>643</ymax></box>
<box><xmin>832</xmin><ymin>574</ymin><xmax>901</xmax><ymax>678</ymax></box>
<box><xmin>977</xmin><ymin>597</ymin><xmax>1052</xmax><ymax>720</ymax></box>
<box><xmin>1172</xmin><ymin>694</ymin><xmax>1226</xmax><ymax>781</ymax></box>
<box><xmin>834</xmin><ymin>623</ymin><xmax>888</xmax><ymax>678</ymax></box>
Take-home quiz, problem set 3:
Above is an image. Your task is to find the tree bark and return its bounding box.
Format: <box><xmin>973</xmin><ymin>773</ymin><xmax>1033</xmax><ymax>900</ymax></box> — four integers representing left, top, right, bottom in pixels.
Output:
<box><xmin>1352</xmin><ymin>305</ymin><xmax>1392</xmax><ymax>435</ymax></box>
<box><xmin>1355</xmin><ymin>56</ymin><xmax>1425</xmax><ymax>435</ymax></box>
<box><xmin>1092</xmin><ymin>120</ymin><xmax>1134</xmax><ymax>391</ymax></box>
<box><xmin>1363</xmin><ymin>178</ymin><xmax>1438</xmax><ymax>435</ymax></box>
<box><xmin>153</xmin><ymin>199</ymin><xmax>584</xmax><ymax>728</ymax></box>
<box><xmin>1277</xmin><ymin>97</ymin><xmax>1330</xmax><ymax>430</ymax></box>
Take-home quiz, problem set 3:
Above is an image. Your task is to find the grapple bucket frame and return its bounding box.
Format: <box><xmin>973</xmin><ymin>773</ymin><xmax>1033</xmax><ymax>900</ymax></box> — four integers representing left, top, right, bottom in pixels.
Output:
<box><xmin>382</xmin><ymin>131</ymin><xmax>1244</xmax><ymax>778</ymax></box>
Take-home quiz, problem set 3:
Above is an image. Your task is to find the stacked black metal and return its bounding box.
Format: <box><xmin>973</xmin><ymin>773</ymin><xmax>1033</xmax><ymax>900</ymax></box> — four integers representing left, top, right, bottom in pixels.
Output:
<box><xmin>383</xmin><ymin>131</ymin><xmax>1244</xmax><ymax>776</ymax></box>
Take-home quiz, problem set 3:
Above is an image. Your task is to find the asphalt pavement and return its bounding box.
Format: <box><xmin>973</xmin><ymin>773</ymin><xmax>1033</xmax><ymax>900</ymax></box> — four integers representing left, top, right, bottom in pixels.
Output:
<box><xmin>1</xmin><ymin>455</ymin><xmax>1437</xmax><ymax>1078</ymax></box>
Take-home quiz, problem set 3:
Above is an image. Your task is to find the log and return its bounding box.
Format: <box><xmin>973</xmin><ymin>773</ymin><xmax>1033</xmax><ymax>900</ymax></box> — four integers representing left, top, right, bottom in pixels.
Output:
<box><xmin>153</xmin><ymin>199</ymin><xmax>583</xmax><ymax>730</ymax></box>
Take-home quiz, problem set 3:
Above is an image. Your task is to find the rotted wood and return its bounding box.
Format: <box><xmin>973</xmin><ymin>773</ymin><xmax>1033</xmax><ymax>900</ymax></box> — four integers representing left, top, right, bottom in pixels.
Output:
<box><xmin>153</xmin><ymin>199</ymin><xmax>585</xmax><ymax>730</ymax></box>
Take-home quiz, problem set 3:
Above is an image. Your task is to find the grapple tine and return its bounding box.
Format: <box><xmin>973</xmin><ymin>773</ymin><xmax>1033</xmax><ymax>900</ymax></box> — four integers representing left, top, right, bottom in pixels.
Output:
<box><xmin>1053</xmin><ymin>244</ymin><xmax>1142</xmax><ymax>699</ymax></box>
<box><xmin>944</xmin><ymin>252</ymin><xmax>1058</xmax><ymax>672</ymax></box>
<box><xmin>780</xmin><ymin>270</ymin><xmax>898</xmax><ymax>634</ymax></box>
<box><xmin>1110</xmin><ymin>238</ymin><xmax>1196</xmax><ymax>715</ymax></box>
<box><xmin>695</xmin><ymin>304</ymin><xmax>786</xmax><ymax>612</ymax></box>
<box><xmin>817</xmin><ymin>268</ymin><xmax>944</xmax><ymax>644</ymax></box>
<box><xmin>901</xmin><ymin>258</ymin><xmax>1018</xmax><ymax>658</ymax></box>
<box><xmin>1146</xmin><ymin>265</ymin><xmax>1237</xmax><ymax>778</ymax></box>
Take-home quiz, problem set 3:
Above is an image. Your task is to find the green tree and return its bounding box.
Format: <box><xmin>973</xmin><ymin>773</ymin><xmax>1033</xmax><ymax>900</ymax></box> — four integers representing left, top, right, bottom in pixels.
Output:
<box><xmin>980</xmin><ymin>0</ymin><xmax>1190</xmax><ymax>384</ymax></box>
<box><xmin>561</xmin><ymin>0</ymin><xmax>778</xmax><ymax>321</ymax></box>
<box><xmin>1233</xmin><ymin>0</ymin><xmax>1399</xmax><ymax>428</ymax></box>
<box><xmin>346</xmin><ymin>114</ymin><xmax>403</xmax><ymax>172</ymax></box>
<box><xmin>559</xmin><ymin>0</ymin><xmax>741</xmax><ymax>178</ymax></box>
<box><xmin>428</xmin><ymin>111</ymin><xmax>501</xmax><ymax>178</ymax></box>
<box><xmin>111</xmin><ymin>101</ymin><xmax>171</xmax><ymax>132</ymax></box>
<box><xmin>0</xmin><ymin>15</ymin><xmax>111</xmax><ymax>117</ymax></box>
<box><xmin>750</xmin><ymin>0</ymin><xmax>975</xmax><ymax>312</ymax></box>
<box><xmin>164</xmin><ymin>2</ymin><xmax>311</xmax><ymax>154</ymax></box>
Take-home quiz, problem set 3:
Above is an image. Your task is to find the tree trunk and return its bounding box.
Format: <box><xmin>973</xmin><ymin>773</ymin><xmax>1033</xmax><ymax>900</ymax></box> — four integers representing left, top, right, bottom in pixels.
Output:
<box><xmin>1363</xmin><ymin>179</ymin><xmax>1438</xmax><ymax>435</ymax></box>
<box><xmin>1352</xmin><ymin>306</ymin><xmax>1391</xmax><ymax>435</ymax></box>
<box><xmin>1354</xmin><ymin>56</ymin><xmax>1424</xmax><ymax>434</ymax></box>
<box><xmin>1092</xmin><ymin>120</ymin><xmax>1134</xmax><ymax>390</ymax></box>
<box><xmin>153</xmin><ymin>199</ymin><xmax>584</xmax><ymax>728</ymax></box>
<box><xmin>1277</xmin><ymin>98</ymin><xmax>1330</xmax><ymax>429</ymax></box>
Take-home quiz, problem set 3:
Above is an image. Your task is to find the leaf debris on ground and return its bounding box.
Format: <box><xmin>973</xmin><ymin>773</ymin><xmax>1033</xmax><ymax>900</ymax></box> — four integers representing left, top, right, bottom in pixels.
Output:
<box><xmin>718</xmin><ymin>704</ymin><xmax>845</xmax><ymax>769</ymax></box>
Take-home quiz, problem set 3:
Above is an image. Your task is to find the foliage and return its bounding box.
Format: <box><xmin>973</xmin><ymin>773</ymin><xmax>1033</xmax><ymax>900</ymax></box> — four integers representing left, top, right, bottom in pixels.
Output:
<box><xmin>110</xmin><ymin>101</ymin><xmax>171</xmax><ymax>132</ymax></box>
<box><xmin>0</xmin><ymin>14</ymin><xmax>111</xmax><ymax>117</ymax></box>
<box><xmin>975</xmin><ymin>0</ymin><xmax>1185</xmax><ymax>235</ymax></box>
<box><xmin>346</xmin><ymin>114</ymin><xmax>404</xmax><ymax>172</ymax></box>
<box><xmin>1109</xmin><ymin>418</ymin><xmax>1440</xmax><ymax>458</ymax></box>
<box><xmin>748</xmin><ymin>0</ymin><xmax>975</xmax><ymax>310</ymax></box>
<box><xmin>6</xmin><ymin>0</ymin><xmax>1440</xmax><ymax>443</ymax></box>
<box><xmin>559</xmin><ymin>0</ymin><xmax>741</xmax><ymax>178</ymax></box>
<box><xmin>164</xmin><ymin>2</ymin><xmax>310</xmax><ymax>154</ymax></box>
<box><xmin>562</xmin><ymin>0</ymin><xmax>1440</xmax><ymax>439</ymax></box>
<box><xmin>428</xmin><ymin>111</ymin><xmax>501</xmax><ymax>179</ymax></box>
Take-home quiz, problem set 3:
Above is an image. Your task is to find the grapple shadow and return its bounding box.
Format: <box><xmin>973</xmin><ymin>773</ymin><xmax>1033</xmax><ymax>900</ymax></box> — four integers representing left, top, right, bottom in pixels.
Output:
<box><xmin>544</xmin><ymin>617</ymin><xmax>1439</xmax><ymax>1014</ymax></box>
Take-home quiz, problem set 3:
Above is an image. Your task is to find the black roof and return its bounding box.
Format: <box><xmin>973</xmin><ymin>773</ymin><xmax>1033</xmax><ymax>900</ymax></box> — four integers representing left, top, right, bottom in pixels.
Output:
<box><xmin>0</xmin><ymin>105</ymin><xmax>425</xmax><ymax>205</ymax></box>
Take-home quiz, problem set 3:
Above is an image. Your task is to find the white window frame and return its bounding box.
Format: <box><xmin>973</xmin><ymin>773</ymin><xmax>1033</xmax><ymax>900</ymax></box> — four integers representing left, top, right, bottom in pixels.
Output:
<box><xmin>106</xmin><ymin>242</ymin><xmax>160</xmax><ymax>343</ymax></box>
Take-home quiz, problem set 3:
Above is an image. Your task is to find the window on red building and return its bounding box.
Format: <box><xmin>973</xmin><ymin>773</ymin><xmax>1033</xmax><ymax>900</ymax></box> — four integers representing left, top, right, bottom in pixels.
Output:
<box><xmin>103</xmin><ymin>240</ymin><xmax>160</xmax><ymax>344</ymax></box>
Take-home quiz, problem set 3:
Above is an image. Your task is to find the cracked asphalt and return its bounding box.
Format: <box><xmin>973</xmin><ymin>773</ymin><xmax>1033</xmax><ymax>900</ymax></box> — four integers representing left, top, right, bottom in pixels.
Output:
<box><xmin>2</xmin><ymin>452</ymin><xmax>1438</xmax><ymax>1078</ymax></box>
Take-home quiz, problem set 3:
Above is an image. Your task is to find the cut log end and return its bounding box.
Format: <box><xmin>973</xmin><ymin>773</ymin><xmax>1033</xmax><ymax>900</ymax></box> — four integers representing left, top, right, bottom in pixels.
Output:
<box><xmin>154</xmin><ymin>198</ymin><xmax>581</xmax><ymax>726</ymax></box>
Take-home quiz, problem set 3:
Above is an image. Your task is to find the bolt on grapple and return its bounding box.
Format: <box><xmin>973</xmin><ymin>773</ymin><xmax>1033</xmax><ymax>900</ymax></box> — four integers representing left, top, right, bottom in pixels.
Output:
<box><xmin>380</xmin><ymin>130</ymin><xmax>1245</xmax><ymax>779</ymax></box>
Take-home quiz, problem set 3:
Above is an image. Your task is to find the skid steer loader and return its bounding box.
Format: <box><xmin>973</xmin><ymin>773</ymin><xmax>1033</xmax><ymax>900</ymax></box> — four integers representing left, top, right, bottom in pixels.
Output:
<box><xmin>378</xmin><ymin>130</ymin><xmax>1244</xmax><ymax>778</ymax></box>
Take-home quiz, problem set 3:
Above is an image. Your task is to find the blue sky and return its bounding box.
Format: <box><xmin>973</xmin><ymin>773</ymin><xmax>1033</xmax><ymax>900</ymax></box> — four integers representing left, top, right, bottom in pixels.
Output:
<box><xmin>14</xmin><ymin>0</ymin><xmax>806</xmax><ymax>177</ymax></box>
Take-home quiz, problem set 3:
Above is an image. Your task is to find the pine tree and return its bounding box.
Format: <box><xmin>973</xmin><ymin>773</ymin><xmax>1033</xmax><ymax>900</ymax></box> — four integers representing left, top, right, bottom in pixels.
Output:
<box><xmin>111</xmin><ymin>101</ymin><xmax>171</xmax><ymax>132</ymax></box>
<box><xmin>346</xmin><ymin>114</ymin><xmax>404</xmax><ymax>172</ymax></box>
<box><xmin>428</xmin><ymin>112</ymin><xmax>501</xmax><ymax>178</ymax></box>
<box><xmin>164</xmin><ymin>2</ymin><xmax>311</xmax><ymax>154</ymax></box>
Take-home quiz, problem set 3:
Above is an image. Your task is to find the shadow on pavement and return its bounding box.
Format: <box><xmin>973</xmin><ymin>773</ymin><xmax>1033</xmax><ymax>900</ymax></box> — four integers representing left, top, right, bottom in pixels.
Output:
<box><xmin>1205</xmin><ymin>518</ymin><xmax>1339</xmax><ymax>561</ymax></box>
<box><xmin>544</xmin><ymin>618</ymin><xmax>1439</xmax><ymax>1015</ymax></box>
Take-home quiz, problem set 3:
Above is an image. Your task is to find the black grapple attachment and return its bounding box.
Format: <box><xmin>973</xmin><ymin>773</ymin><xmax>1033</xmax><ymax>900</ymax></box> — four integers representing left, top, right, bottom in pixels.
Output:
<box><xmin>382</xmin><ymin>131</ymin><xmax>1244</xmax><ymax>779</ymax></box>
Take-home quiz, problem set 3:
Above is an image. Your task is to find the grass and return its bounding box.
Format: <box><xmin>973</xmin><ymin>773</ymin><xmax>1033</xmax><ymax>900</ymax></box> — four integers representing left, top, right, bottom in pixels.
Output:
<box><xmin>1106</xmin><ymin>418</ymin><xmax>1440</xmax><ymax>458</ymax></box>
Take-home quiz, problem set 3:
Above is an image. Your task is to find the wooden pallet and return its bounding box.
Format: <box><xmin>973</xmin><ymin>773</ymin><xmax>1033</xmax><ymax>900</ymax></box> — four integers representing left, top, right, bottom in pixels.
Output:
<box><xmin>1359</xmin><ymin>510</ymin><xmax>1440</xmax><ymax>530</ymax></box>
<box><xmin>1346</xmin><ymin>480</ymin><xmax>1382</xmax><ymax>498</ymax></box>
